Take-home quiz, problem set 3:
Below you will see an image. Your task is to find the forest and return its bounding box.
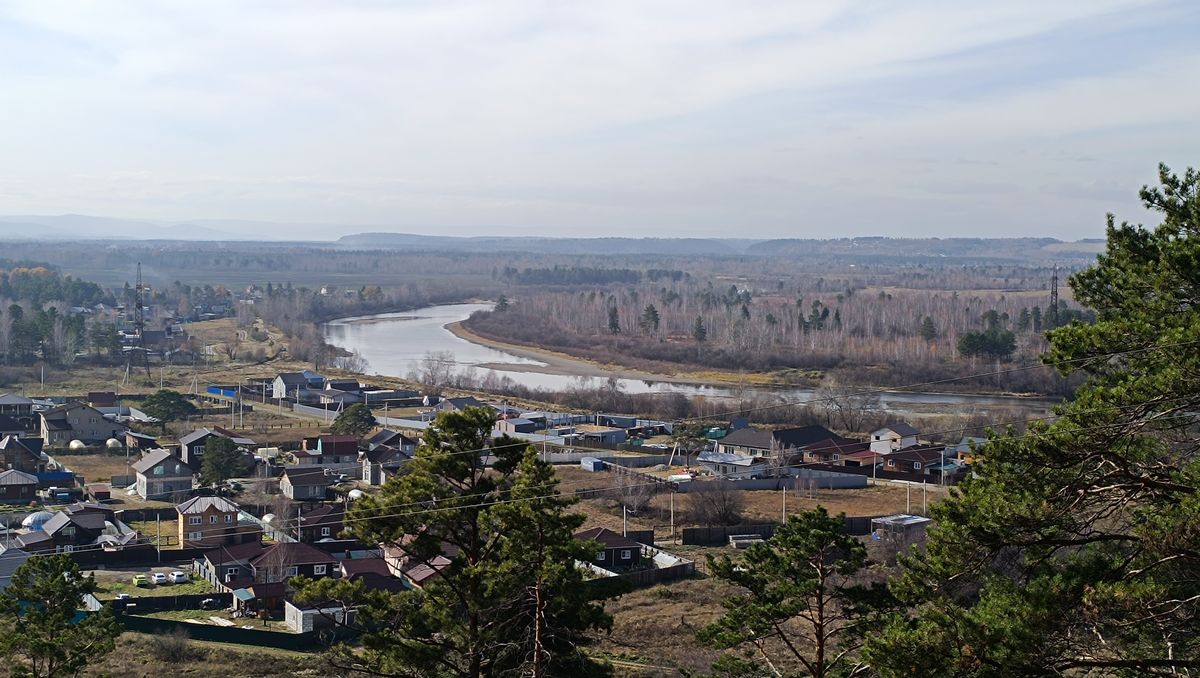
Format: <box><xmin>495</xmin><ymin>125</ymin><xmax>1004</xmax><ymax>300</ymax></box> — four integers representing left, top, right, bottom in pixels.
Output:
<box><xmin>466</xmin><ymin>262</ymin><xmax>1093</xmax><ymax>395</ymax></box>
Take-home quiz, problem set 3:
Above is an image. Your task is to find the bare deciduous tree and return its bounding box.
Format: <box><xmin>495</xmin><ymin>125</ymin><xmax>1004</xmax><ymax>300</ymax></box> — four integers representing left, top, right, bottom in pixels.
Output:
<box><xmin>689</xmin><ymin>479</ymin><xmax>745</xmax><ymax>526</ymax></box>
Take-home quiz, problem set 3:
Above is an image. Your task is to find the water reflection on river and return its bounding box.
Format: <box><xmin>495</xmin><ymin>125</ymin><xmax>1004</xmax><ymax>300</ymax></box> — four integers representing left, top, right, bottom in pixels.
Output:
<box><xmin>323</xmin><ymin>303</ymin><xmax>1058</xmax><ymax>413</ymax></box>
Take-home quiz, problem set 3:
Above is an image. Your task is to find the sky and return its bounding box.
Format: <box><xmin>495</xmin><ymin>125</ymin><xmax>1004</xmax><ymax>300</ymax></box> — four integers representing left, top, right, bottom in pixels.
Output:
<box><xmin>0</xmin><ymin>1</ymin><xmax>1198</xmax><ymax>241</ymax></box>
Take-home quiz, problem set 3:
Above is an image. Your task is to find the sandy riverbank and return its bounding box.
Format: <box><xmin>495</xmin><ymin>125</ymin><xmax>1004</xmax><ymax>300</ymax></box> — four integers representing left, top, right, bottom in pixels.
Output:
<box><xmin>445</xmin><ymin>320</ymin><xmax>766</xmax><ymax>388</ymax></box>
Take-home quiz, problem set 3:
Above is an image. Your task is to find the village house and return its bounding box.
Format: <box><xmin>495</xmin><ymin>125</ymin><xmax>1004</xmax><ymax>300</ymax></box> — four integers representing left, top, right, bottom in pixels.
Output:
<box><xmin>0</xmin><ymin>469</ymin><xmax>38</xmax><ymax>503</ymax></box>
<box><xmin>297</xmin><ymin>504</ymin><xmax>345</xmax><ymax>542</ymax></box>
<box><xmin>198</xmin><ymin>541</ymin><xmax>265</xmax><ymax>588</ymax></box>
<box><xmin>250</xmin><ymin>542</ymin><xmax>338</xmax><ymax>584</ymax></box>
<box><xmin>0</xmin><ymin>435</ymin><xmax>48</xmax><ymax>474</ymax></box>
<box><xmin>881</xmin><ymin>445</ymin><xmax>948</xmax><ymax>475</ymax></box>
<box><xmin>431</xmin><ymin>396</ymin><xmax>485</xmax><ymax>415</ymax></box>
<box><xmin>576</xmin><ymin>527</ymin><xmax>644</xmax><ymax>571</ymax></box>
<box><xmin>131</xmin><ymin>449</ymin><xmax>195</xmax><ymax>500</ymax></box>
<box><xmin>178</xmin><ymin>427</ymin><xmax>258</xmax><ymax>468</ymax></box>
<box><xmin>176</xmin><ymin>495</ymin><xmax>257</xmax><ymax>548</ymax></box>
<box><xmin>294</xmin><ymin>434</ymin><xmax>359</xmax><ymax>465</ymax></box>
<box><xmin>271</xmin><ymin>371</ymin><xmax>325</xmax><ymax>400</ymax></box>
<box><xmin>14</xmin><ymin>503</ymin><xmax>129</xmax><ymax>554</ymax></box>
<box><xmin>124</xmin><ymin>430</ymin><xmax>160</xmax><ymax>450</ymax></box>
<box><xmin>280</xmin><ymin>467</ymin><xmax>333</xmax><ymax>501</ymax></box>
<box><xmin>717</xmin><ymin>425</ymin><xmax>841</xmax><ymax>461</ymax></box>
<box><xmin>801</xmin><ymin>436</ymin><xmax>872</xmax><ymax>464</ymax></box>
<box><xmin>0</xmin><ymin>415</ymin><xmax>25</xmax><ymax>438</ymax></box>
<box><xmin>870</xmin><ymin>423</ymin><xmax>920</xmax><ymax>455</ymax></box>
<box><xmin>696</xmin><ymin>450</ymin><xmax>771</xmax><ymax>479</ymax></box>
<box><xmin>0</xmin><ymin>547</ymin><xmax>31</xmax><ymax>591</ymax></box>
<box><xmin>361</xmin><ymin>446</ymin><xmax>410</xmax><ymax>486</ymax></box>
<box><xmin>39</xmin><ymin>402</ymin><xmax>127</xmax><ymax>447</ymax></box>
<box><xmin>0</xmin><ymin>395</ymin><xmax>36</xmax><ymax>435</ymax></box>
<box><xmin>365</xmin><ymin>428</ymin><xmax>418</xmax><ymax>453</ymax></box>
<box><xmin>495</xmin><ymin>417</ymin><xmax>537</xmax><ymax>434</ymax></box>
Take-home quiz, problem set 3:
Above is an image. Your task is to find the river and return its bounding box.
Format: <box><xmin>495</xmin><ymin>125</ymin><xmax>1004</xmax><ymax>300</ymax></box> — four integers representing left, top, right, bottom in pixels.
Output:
<box><xmin>323</xmin><ymin>303</ymin><xmax>1060</xmax><ymax>415</ymax></box>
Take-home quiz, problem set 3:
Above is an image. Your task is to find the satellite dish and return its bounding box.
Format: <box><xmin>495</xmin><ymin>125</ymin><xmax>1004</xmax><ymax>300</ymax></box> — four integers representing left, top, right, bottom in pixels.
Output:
<box><xmin>69</xmin><ymin>440</ymin><xmax>87</xmax><ymax>451</ymax></box>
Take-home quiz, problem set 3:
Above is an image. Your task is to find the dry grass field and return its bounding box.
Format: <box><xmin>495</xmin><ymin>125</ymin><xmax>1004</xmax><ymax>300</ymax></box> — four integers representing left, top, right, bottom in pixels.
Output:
<box><xmin>78</xmin><ymin>633</ymin><xmax>325</xmax><ymax>678</ymax></box>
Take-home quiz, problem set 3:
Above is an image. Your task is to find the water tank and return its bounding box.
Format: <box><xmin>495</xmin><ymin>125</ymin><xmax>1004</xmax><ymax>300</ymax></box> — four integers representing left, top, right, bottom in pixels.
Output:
<box><xmin>105</xmin><ymin>438</ymin><xmax>122</xmax><ymax>450</ymax></box>
<box><xmin>347</xmin><ymin>489</ymin><xmax>365</xmax><ymax>501</ymax></box>
<box><xmin>22</xmin><ymin>511</ymin><xmax>54</xmax><ymax>529</ymax></box>
<box><xmin>68</xmin><ymin>440</ymin><xmax>87</xmax><ymax>451</ymax></box>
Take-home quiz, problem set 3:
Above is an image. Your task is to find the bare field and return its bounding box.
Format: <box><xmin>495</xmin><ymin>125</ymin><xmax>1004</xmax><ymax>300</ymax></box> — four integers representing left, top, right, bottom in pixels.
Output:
<box><xmin>79</xmin><ymin>633</ymin><xmax>322</xmax><ymax>678</ymax></box>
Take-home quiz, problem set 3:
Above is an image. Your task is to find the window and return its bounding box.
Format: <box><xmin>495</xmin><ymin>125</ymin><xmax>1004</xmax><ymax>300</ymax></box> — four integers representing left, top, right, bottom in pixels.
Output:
<box><xmin>832</xmin><ymin>454</ymin><xmax>840</xmax><ymax>461</ymax></box>
<box><xmin>321</xmin><ymin>527</ymin><xmax>331</xmax><ymax>536</ymax></box>
<box><xmin>286</xmin><ymin>566</ymin><xmax>299</xmax><ymax>577</ymax></box>
<box><xmin>621</xmin><ymin>549</ymin><xmax>631</xmax><ymax>560</ymax></box>
<box><xmin>913</xmin><ymin>462</ymin><xmax>922</xmax><ymax>470</ymax></box>
<box><xmin>595</xmin><ymin>551</ymin><xmax>605</xmax><ymax>561</ymax></box>
<box><xmin>153</xmin><ymin>466</ymin><xmax>163</xmax><ymax>475</ymax></box>
<box><xmin>189</xmin><ymin>531</ymin><xmax>202</xmax><ymax>540</ymax></box>
<box><xmin>189</xmin><ymin>516</ymin><xmax>201</xmax><ymax>525</ymax></box>
<box><xmin>313</xmin><ymin>564</ymin><xmax>327</xmax><ymax>575</ymax></box>
<box><xmin>224</xmin><ymin>515</ymin><xmax>234</xmax><ymax>524</ymax></box>
<box><xmin>227</xmin><ymin>567</ymin><xmax>239</xmax><ymax>576</ymax></box>
<box><xmin>210</xmin><ymin>515</ymin><xmax>218</xmax><ymax>524</ymax></box>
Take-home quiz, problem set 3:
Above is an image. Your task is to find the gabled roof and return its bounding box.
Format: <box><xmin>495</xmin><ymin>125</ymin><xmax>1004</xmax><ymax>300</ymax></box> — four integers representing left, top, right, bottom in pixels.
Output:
<box><xmin>176</xmin><ymin>495</ymin><xmax>240</xmax><ymax>515</ymax></box>
<box><xmin>875</xmin><ymin>422</ymin><xmax>920</xmax><ymax>437</ymax></box>
<box><xmin>126</xmin><ymin>431</ymin><xmax>160</xmax><ymax>443</ymax></box>
<box><xmin>698</xmin><ymin>450</ymin><xmax>767</xmax><ymax>467</ymax></box>
<box><xmin>771</xmin><ymin>425</ymin><xmax>841</xmax><ymax>449</ymax></box>
<box><xmin>0</xmin><ymin>394</ymin><xmax>33</xmax><ymax>407</ymax></box>
<box><xmin>282</xmin><ymin>468</ymin><xmax>333</xmax><ymax>486</ymax></box>
<box><xmin>339</xmin><ymin>557</ymin><xmax>391</xmax><ymax>578</ymax></box>
<box><xmin>300</xmin><ymin>504</ymin><xmax>345</xmax><ymax>528</ymax></box>
<box><xmin>179</xmin><ymin>427</ymin><xmax>256</xmax><ymax>447</ymax></box>
<box><xmin>0</xmin><ymin>435</ymin><xmax>43</xmax><ymax>457</ymax></box>
<box><xmin>131</xmin><ymin>449</ymin><xmax>187</xmax><ymax>475</ymax></box>
<box><xmin>363</xmin><ymin>447</ymin><xmax>409</xmax><ymax>464</ymax></box>
<box><xmin>885</xmin><ymin>445</ymin><xmax>947</xmax><ymax>464</ymax></box>
<box><xmin>803</xmin><ymin>437</ymin><xmax>871</xmax><ymax>456</ymax></box>
<box><xmin>0</xmin><ymin>547</ymin><xmax>30</xmax><ymax>582</ymax></box>
<box><xmin>204</xmin><ymin>540</ymin><xmax>265</xmax><ymax>565</ymax></box>
<box><xmin>275</xmin><ymin>372</ymin><xmax>311</xmax><ymax>387</ymax></box>
<box><xmin>0</xmin><ymin>469</ymin><xmax>38</xmax><ymax>486</ymax></box>
<box><xmin>43</xmin><ymin>510</ymin><xmax>106</xmax><ymax>536</ymax></box>
<box><xmin>716</xmin><ymin>427</ymin><xmax>773</xmax><ymax>450</ymax></box>
<box><xmin>438</xmin><ymin>396</ymin><xmax>484</xmax><ymax>410</ymax></box>
<box><xmin>576</xmin><ymin>527</ymin><xmax>644</xmax><ymax>550</ymax></box>
<box><xmin>251</xmin><ymin>542</ymin><xmax>337</xmax><ymax>568</ymax></box>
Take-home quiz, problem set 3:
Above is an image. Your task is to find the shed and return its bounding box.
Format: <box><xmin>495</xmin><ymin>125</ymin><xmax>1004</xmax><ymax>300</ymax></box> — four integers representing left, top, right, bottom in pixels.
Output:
<box><xmin>580</xmin><ymin>457</ymin><xmax>606</xmax><ymax>472</ymax></box>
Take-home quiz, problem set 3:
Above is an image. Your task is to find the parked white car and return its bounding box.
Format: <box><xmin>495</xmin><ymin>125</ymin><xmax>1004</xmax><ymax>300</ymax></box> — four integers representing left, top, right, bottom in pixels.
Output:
<box><xmin>150</xmin><ymin>572</ymin><xmax>168</xmax><ymax>585</ymax></box>
<box><xmin>168</xmin><ymin>571</ymin><xmax>188</xmax><ymax>584</ymax></box>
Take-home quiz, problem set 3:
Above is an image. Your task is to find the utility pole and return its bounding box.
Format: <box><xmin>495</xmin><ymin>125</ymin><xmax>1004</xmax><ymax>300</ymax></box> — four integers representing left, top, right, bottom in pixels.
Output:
<box><xmin>906</xmin><ymin>482</ymin><xmax>911</xmax><ymax>514</ymax></box>
<box><xmin>669</xmin><ymin>492</ymin><xmax>675</xmax><ymax>544</ymax></box>
<box><xmin>782</xmin><ymin>482</ymin><xmax>787</xmax><ymax>523</ymax></box>
<box><xmin>622</xmin><ymin>505</ymin><xmax>627</xmax><ymax>537</ymax></box>
<box><xmin>156</xmin><ymin>515</ymin><xmax>162</xmax><ymax>563</ymax></box>
<box><xmin>922</xmin><ymin>478</ymin><xmax>927</xmax><ymax>515</ymax></box>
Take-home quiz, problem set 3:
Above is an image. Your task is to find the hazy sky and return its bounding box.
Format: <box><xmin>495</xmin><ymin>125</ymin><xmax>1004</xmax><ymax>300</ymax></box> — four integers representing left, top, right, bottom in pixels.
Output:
<box><xmin>1</xmin><ymin>1</ymin><xmax>1198</xmax><ymax>240</ymax></box>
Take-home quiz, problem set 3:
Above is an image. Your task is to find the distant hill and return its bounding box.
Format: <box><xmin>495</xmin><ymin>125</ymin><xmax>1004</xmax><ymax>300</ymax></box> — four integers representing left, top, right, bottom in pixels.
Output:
<box><xmin>338</xmin><ymin>232</ymin><xmax>1102</xmax><ymax>262</ymax></box>
<box><xmin>336</xmin><ymin>232</ymin><xmax>759</xmax><ymax>256</ymax></box>
<box><xmin>744</xmin><ymin>236</ymin><xmax>1102</xmax><ymax>262</ymax></box>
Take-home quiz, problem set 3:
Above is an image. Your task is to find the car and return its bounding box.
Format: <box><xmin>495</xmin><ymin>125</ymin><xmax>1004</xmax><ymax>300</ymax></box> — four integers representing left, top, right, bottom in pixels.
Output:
<box><xmin>168</xmin><ymin>571</ymin><xmax>188</xmax><ymax>584</ymax></box>
<box><xmin>114</xmin><ymin>593</ymin><xmax>133</xmax><ymax>600</ymax></box>
<box><xmin>132</xmin><ymin>574</ymin><xmax>149</xmax><ymax>587</ymax></box>
<box><xmin>150</xmin><ymin>572</ymin><xmax>168</xmax><ymax>585</ymax></box>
